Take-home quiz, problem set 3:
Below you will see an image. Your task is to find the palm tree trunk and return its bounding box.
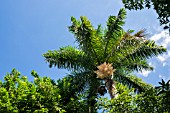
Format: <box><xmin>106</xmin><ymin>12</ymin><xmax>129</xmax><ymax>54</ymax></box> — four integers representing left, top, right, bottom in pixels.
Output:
<box><xmin>105</xmin><ymin>78</ymin><xmax>117</xmax><ymax>98</ymax></box>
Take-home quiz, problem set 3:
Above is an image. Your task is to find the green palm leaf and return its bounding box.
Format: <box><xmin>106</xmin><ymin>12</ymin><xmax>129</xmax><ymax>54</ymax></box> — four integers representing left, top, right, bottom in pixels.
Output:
<box><xmin>123</xmin><ymin>40</ymin><xmax>166</xmax><ymax>62</ymax></box>
<box><xmin>43</xmin><ymin>46</ymin><xmax>93</xmax><ymax>71</ymax></box>
<box><xmin>107</xmin><ymin>30</ymin><xmax>166</xmax><ymax>72</ymax></box>
<box><xmin>125</xmin><ymin>60</ymin><xmax>153</xmax><ymax>72</ymax></box>
<box><xmin>68</xmin><ymin>16</ymin><xmax>104</xmax><ymax>64</ymax></box>
<box><xmin>104</xmin><ymin>8</ymin><xmax>126</xmax><ymax>58</ymax></box>
<box><xmin>114</xmin><ymin>70</ymin><xmax>152</xmax><ymax>92</ymax></box>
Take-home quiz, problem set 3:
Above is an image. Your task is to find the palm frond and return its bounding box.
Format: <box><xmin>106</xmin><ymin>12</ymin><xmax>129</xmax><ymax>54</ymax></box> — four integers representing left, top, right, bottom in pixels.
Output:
<box><xmin>134</xmin><ymin>29</ymin><xmax>148</xmax><ymax>37</ymax></box>
<box><xmin>125</xmin><ymin>60</ymin><xmax>153</xmax><ymax>72</ymax></box>
<box><xmin>122</xmin><ymin>40</ymin><xmax>166</xmax><ymax>62</ymax></box>
<box><xmin>108</xmin><ymin>30</ymin><xmax>166</xmax><ymax>70</ymax></box>
<box><xmin>114</xmin><ymin>59</ymin><xmax>153</xmax><ymax>72</ymax></box>
<box><xmin>43</xmin><ymin>46</ymin><xmax>93</xmax><ymax>71</ymax></box>
<box><xmin>104</xmin><ymin>8</ymin><xmax>126</xmax><ymax>58</ymax></box>
<box><xmin>105</xmin><ymin>8</ymin><xmax>126</xmax><ymax>39</ymax></box>
<box><xmin>114</xmin><ymin>70</ymin><xmax>152</xmax><ymax>93</ymax></box>
<box><xmin>70</xmin><ymin>71</ymin><xmax>100</xmax><ymax>112</ymax></box>
<box><xmin>68</xmin><ymin>16</ymin><xmax>104</xmax><ymax>64</ymax></box>
<box><xmin>68</xmin><ymin>70</ymin><xmax>92</xmax><ymax>94</ymax></box>
<box><xmin>107</xmin><ymin>33</ymin><xmax>147</xmax><ymax>63</ymax></box>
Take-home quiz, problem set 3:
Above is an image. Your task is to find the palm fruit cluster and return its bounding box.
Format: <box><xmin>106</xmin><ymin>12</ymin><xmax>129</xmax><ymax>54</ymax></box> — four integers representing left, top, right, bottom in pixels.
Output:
<box><xmin>94</xmin><ymin>62</ymin><xmax>116</xmax><ymax>79</ymax></box>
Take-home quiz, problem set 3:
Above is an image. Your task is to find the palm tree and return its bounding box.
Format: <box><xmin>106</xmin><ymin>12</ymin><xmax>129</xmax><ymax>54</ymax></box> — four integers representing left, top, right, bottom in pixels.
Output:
<box><xmin>43</xmin><ymin>8</ymin><xmax>166</xmax><ymax>112</ymax></box>
<box><xmin>156</xmin><ymin>79</ymin><xmax>170</xmax><ymax>111</ymax></box>
<box><xmin>156</xmin><ymin>79</ymin><xmax>170</xmax><ymax>95</ymax></box>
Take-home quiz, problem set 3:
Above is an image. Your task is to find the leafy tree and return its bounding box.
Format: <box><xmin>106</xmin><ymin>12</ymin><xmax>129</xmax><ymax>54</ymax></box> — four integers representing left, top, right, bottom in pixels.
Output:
<box><xmin>135</xmin><ymin>88</ymin><xmax>163</xmax><ymax>112</ymax></box>
<box><xmin>97</xmin><ymin>82</ymin><xmax>170</xmax><ymax>113</ymax></box>
<box><xmin>97</xmin><ymin>83</ymin><xmax>136</xmax><ymax>113</ymax></box>
<box><xmin>0</xmin><ymin>69</ymin><xmax>88</xmax><ymax>113</ymax></box>
<box><xmin>56</xmin><ymin>74</ymin><xmax>89</xmax><ymax>112</ymax></box>
<box><xmin>1</xmin><ymin>70</ymin><xmax>169</xmax><ymax>112</ymax></box>
<box><xmin>43</xmin><ymin>8</ymin><xmax>166</xmax><ymax>112</ymax></box>
<box><xmin>122</xmin><ymin>0</ymin><xmax>170</xmax><ymax>31</ymax></box>
<box><xmin>155</xmin><ymin>79</ymin><xmax>170</xmax><ymax>112</ymax></box>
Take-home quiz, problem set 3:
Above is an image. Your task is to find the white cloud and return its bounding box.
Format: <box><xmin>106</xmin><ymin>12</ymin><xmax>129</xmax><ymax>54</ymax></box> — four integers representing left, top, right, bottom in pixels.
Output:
<box><xmin>150</xmin><ymin>30</ymin><xmax>170</xmax><ymax>46</ymax></box>
<box><xmin>157</xmin><ymin>50</ymin><xmax>170</xmax><ymax>62</ymax></box>
<box><xmin>157</xmin><ymin>55</ymin><xmax>166</xmax><ymax>62</ymax></box>
<box><xmin>162</xmin><ymin>37</ymin><xmax>170</xmax><ymax>48</ymax></box>
<box><xmin>139</xmin><ymin>70</ymin><xmax>151</xmax><ymax>77</ymax></box>
<box><xmin>137</xmin><ymin>62</ymin><xmax>154</xmax><ymax>77</ymax></box>
<box><xmin>163</xmin><ymin>62</ymin><xmax>166</xmax><ymax>67</ymax></box>
<box><xmin>137</xmin><ymin>30</ymin><xmax>170</xmax><ymax>79</ymax></box>
<box><xmin>150</xmin><ymin>30</ymin><xmax>170</xmax><ymax>62</ymax></box>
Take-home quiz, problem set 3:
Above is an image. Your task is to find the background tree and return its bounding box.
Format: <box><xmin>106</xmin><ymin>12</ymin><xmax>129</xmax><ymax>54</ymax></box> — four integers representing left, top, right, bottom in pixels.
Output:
<box><xmin>122</xmin><ymin>0</ymin><xmax>170</xmax><ymax>32</ymax></box>
<box><xmin>155</xmin><ymin>79</ymin><xmax>170</xmax><ymax>112</ymax></box>
<box><xmin>0</xmin><ymin>69</ymin><xmax>64</xmax><ymax>112</ymax></box>
<box><xmin>97</xmin><ymin>83</ymin><xmax>169</xmax><ymax>113</ymax></box>
<box><xmin>1</xmin><ymin>69</ymin><xmax>169</xmax><ymax>112</ymax></box>
<box><xmin>97</xmin><ymin>83</ymin><xmax>136</xmax><ymax>113</ymax></box>
<box><xmin>43</xmin><ymin>8</ymin><xmax>166</xmax><ymax>112</ymax></box>
<box><xmin>135</xmin><ymin>88</ymin><xmax>163</xmax><ymax>112</ymax></box>
<box><xmin>0</xmin><ymin>69</ymin><xmax>88</xmax><ymax>113</ymax></box>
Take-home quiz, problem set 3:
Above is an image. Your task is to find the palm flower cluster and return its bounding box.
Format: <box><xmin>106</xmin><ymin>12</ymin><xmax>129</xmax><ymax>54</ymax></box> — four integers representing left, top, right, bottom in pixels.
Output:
<box><xmin>94</xmin><ymin>62</ymin><xmax>116</xmax><ymax>79</ymax></box>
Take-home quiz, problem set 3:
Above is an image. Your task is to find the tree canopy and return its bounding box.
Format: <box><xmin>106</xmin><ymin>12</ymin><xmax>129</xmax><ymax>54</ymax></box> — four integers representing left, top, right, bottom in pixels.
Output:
<box><xmin>122</xmin><ymin>0</ymin><xmax>170</xmax><ymax>31</ymax></box>
<box><xmin>0</xmin><ymin>69</ymin><xmax>170</xmax><ymax>112</ymax></box>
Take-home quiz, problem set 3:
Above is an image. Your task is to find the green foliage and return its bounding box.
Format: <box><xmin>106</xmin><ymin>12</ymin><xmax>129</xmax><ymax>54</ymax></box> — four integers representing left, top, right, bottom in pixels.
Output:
<box><xmin>43</xmin><ymin>8</ymin><xmax>166</xmax><ymax>112</ymax></box>
<box><xmin>97</xmin><ymin>83</ymin><xmax>170</xmax><ymax>113</ymax></box>
<box><xmin>114</xmin><ymin>72</ymin><xmax>152</xmax><ymax>92</ymax></box>
<box><xmin>122</xmin><ymin>0</ymin><xmax>170</xmax><ymax>30</ymax></box>
<box><xmin>97</xmin><ymin>83</ymin><xmax>136</xmax><ymax>113</ymax></box>
<box><xmin>44</xmin><ymin>8</ymin><xmax>166</xmax><ymax>91</ymax></box>
<box><xmin>58</xmin><ymin>76</ymin><xmax>90</xmax><ymax>112</ymax></box>
<box><xmin>43</xmin><ymin>46</ymin><xmax>91</xmax><ymax>71</ymax></box>
<box><xmin>0</xmin><ymin>4</ymin><xmax>168</xmax><ymax>112</ymax></box>
<box><xmin>41</xmin><ymin>7</ymin><xmax>169</xmax><ymax>113</ymax></box>
<box><xmin>69</xmin><ymin>16</ymin><xmax>104</xmax><ymax>64</ymax></box>
<box><xmin>0</xmin><ymin>69</ymin><xmax>89</xmax><ymax>113</ymax></box>
<box><xmin>156</xmin><ymin>79</ymin><xmax>170</xmax><ymax>111</ymax></box>
<box><xmin>1</xmin><ymin>69</ymin><xmax>169</xmax><ymax>112</ymax></box>
<box><xmin>135</xmin><ymin>88</ymin><xmax>163</xmax><ymax>112</ymax></box>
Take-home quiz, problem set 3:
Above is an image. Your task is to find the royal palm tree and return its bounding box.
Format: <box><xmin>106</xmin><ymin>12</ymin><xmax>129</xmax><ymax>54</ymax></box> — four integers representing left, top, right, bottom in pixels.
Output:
<box><xmin>43</xmin><ymin>8</ymin><xmax>166</xmax><ymax>112</ymax></box>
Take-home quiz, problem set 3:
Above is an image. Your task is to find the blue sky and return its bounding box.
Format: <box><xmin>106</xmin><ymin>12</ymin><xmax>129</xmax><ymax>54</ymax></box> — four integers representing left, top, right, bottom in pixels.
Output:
<box><xmin>0</xmin><ymin>0</ymin><xmax>169</xmax><ymax>85</ymax></box>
